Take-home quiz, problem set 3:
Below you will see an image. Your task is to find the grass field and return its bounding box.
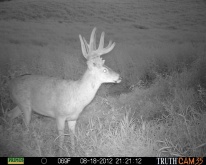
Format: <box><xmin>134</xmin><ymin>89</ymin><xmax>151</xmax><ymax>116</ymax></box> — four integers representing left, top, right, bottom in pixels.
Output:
<box><xmin>0</xmin><ymin>0</ymin><xmax>206</xmax><ymax>157</ymax></box>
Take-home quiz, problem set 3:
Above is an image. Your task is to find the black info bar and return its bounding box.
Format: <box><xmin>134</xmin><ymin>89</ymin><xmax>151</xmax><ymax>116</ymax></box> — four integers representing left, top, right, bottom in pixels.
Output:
<box><xmin>1</xmin><ymin>157</ymin><xmax>205</xmax><ymax>165</ymax></box>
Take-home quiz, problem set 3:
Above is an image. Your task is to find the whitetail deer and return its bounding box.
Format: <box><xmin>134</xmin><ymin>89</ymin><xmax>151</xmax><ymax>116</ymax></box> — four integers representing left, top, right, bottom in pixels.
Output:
<box><xmin>8</xmin><ymin>27</ymin><xmax>121</xmax><ymax>155</ymax></box>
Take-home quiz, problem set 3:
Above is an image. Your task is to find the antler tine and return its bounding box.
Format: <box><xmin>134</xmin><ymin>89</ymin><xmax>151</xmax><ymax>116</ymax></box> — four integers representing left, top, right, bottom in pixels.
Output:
<box><xmin>89</xmin><ymin>27</ymin><xmax>97</xmax><ymax>51</ymax></box>
<box><xmin>79</xmin><ymin>34</ymin><xmax>89</xmax><ymax>59</ymax></box>
<box><xmin>98</xmin><ymin>41</ymin><xmax>116</xmax><ymax>56</ymax></box>
<box><xmin>83</xmin><ymin>37</ymin><xmax>89</xmax><ymax>52</ymax></box>
<box><xmin>97</xmin><ymin>31</ymin><xmax>105</xmax><ymax>51</ymax></box>
<box><xmin>105</xmin><ymin>40</ymin><xmax>113</xmax><ymax>49</ymax></box>
<box><xmin>79</xmin><ymin>35</ymin><xmax>86</xmax><ymax>58</ymax></box>
<box><xmin>103</xmin><ymin>41</ymin><xmax>115</xmax><ymax>54</ymax></box>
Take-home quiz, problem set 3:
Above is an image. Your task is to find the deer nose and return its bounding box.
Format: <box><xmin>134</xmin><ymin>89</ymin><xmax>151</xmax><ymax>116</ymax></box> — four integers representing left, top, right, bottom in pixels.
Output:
<box><xmin>116</xmin><ymin>76</ymin><xmax>122</xmax><ymax>83</ymax></box>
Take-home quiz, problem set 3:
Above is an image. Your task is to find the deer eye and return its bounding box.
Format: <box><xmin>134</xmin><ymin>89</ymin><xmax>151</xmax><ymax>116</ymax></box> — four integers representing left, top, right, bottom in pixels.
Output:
<box><xmin>103</xmin><ymin>68</ymin><xmax>107</xmax><ymax>73</ymax></box>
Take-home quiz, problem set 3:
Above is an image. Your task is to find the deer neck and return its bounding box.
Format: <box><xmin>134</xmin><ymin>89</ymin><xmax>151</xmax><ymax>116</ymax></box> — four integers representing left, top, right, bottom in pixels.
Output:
<box><xmin>77</xmin><ymin>69</ymin><xmax>102</xmax><ymax>104</ymax></box>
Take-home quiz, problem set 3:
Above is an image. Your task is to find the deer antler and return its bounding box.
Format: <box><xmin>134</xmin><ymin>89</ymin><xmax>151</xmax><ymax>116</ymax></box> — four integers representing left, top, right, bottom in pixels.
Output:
<box><xmin>79</xmin><ymin>27</ymin><xmax>116</xmax><ymax>60</ymax></box>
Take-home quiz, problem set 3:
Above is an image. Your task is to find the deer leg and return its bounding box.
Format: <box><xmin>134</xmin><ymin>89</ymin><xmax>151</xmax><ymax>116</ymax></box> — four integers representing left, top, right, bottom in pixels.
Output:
<box><xmin>7</xmin><ymin>106</ymin><xmax>22</xmax><ymax>120</ymax></box>
<box><xmin>8</xmin><ymin>105</ymin><xmax>31</xmax><ymax>127</ymax></box>
<box><xmin>21</xmin><ymin>106</ymin><xmax>32</xmax><ymax>127</ymax></box>
<box><xmin>56</xmin><ymin>117</ymin><xmax>66</xmax><ymax>156</ymax></box>
<box><xmin>13</xmin><ymin>104</ymin><xmax>32</xmax><ymax>129</ymax></box>
<box><xmin>68</xmin><ymin>120</ymin><xmax>76</xmax><ymax>153</ymax></box>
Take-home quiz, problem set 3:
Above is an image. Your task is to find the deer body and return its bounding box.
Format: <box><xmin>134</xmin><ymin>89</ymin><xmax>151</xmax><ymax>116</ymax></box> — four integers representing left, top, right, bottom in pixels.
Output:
<box><xmin>9</xmin><ymin>27</ymin><xmax>121</xmax><ymax>155</ymax></box>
